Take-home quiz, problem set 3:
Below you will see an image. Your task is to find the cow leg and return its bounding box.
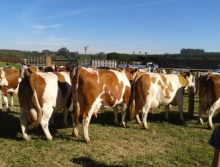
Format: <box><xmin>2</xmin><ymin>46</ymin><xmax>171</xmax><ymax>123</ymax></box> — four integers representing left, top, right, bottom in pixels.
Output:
<box><xmin>113</xmin><ymin>106</ymin><xmax>119</xmax><ymax>125</ymax></box>
<box><xmin>207</xmin><ymin>99</ymin><xmax>220</xmax><ymax>129</ymax></box>
<box><xmin>165</xmin><ymin>104</ymin><xmax>170</xmax><ymax>121</ymax></box>
<box><xmin>62</xmin><ymin>107</ymin><xmax>69</xmax><ymax>128</ymax></box>
<box><xmin>198</xmin><ymin>107</ymin><xmax>204</xmax><ymax>124</ymax></box>
<box><xmin>176</xmin><ymin>91</ymin><xmax>185</xmax><ymax>122</ymax></box>
<box><xmin>207</xmin><ymin>107</ymin><xmax>217</xmax><ymax>130</ymax></box>
<box><xmin>2</xmin><ymin>95</ymin><xmax>10</xmax><ymax>112</ymax></box>
<box><xmin>135</xmin><ymin>113</ymin><xmax>142</xmax><ymax>124</ymax></box>
<box><xmin>198</xmin><ymin>98</ymin><xmax>207</xmax><ymax>124</ymax></box>
<box><xmin>142</xmin><ymin>108</ymin><xmax>150</xmax><ymax>130</ymax></box>
<box><xmin>49</xmin><ymin>113</ymin><xmax>55</xmax><ymax>127</ymax></box>
<box><xmin>177</xmin><ymin>103</ymin><xmax>184</xmax><ymax>122</ymax></box>
<box><xmin>208</xmin><ymin>109</ymin><xmax>215</xmax><ymax>130</ymax></box>
<box><xmin>121</xmin><ymin>104</ymin><xmax>127</xmax><ymax>127</ymax></box>
<box><xmin>72</xmin><ymin>103</ymin><xmax>80</xmax><ymax>138</ymax></box>
<box><xmin>0</xmin><ymin>90</ymin><xmax>2</xmax><ymax>119</ymax></box>
<box><xmin>72</xmin><ymin>112</ymin><xmax>79</xmax><ymax>138</ymax></box>
<box><xmin>19</xmin><ymin>109</ymin><xmax>31</xmax><ymax>141</ymax></box>
<box><xmin>10</xmin><ymin>94</ymin><xmax>14</xmax><ymax>106</ymax></box>
<box><xmin>40</xmin><ymin>109</ymin><xmax>53</xmax><ymax>140</ymax></box>
<box><xmin>82</xmin><ymin>114</ymin><xmax>92</xmax><ymax>144</ymax></box>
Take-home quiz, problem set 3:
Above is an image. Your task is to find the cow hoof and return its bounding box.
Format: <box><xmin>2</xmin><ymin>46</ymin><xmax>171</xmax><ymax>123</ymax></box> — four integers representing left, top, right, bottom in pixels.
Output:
<box><xmin>164</xmin><ymin>118</ymin><xmax>169</xmax><ymax>122</ymax></box>
<box><xmin>208</xmin><ymin>126</ymin><xmax>213</xmax><ymax>130</ymax></box>
<box><xmin>143</xmin><ymin>126</ymin><xmax>149</xmax><ymax>130</ymax></box>
<box><xmin>85</xmin><ymin>139</ymin><xmax>90</xmax><ymax>144</ymax></box>
<box><xmin>7</xmin><ymin>108</ymin><xmax>11</xmax><ymax>113</ymax></box>
<box><xmin>114</xmin><ymin>122</ymin><xmax>119</xmax><ymax>126</ymax></box>
<box><xmin>72</xmin><ymin>129</ymin><xmax>79</xmax><ymax>137</ymax></box>
<box><xmin>23</xmin><ymin>136</ymin><xmax>31</xmax><ymax>141</ymax></box>
<box><xmin>121</xmin><ymin>124</ymin><xmax>127</xmax><ymax>128</ymax></box>
<box><xmin>135</xmin><ymin>121</ymin><xmax>142</xmax><ymax>125</ymax></box>
<box><xmin>198</xmin><ymin>118</ymin><xmax>204</xmax><ymax>124</ymax></box>
<box><xmin>47</xmin><ymin>137</ymin><xmax>53</xmax><ymax>140</ymax></box>
<box><xmin>63</xmin><ymin>124</ymin><xmax>68</xmax><ymax>128</ymax></box>
<box><xmin>179</xmin><ymin>120</ymin><xmax>186</xmax><ymax>125</ymax></box>
<box><xmin>120</xmin><ymin>123</ymin><xmax>126</xmax><ymax>128</ymax></box>
<box><xmin>72</xmin><ymin>133</ymin><xmax>79</xmax><ymax>138</ymax></box>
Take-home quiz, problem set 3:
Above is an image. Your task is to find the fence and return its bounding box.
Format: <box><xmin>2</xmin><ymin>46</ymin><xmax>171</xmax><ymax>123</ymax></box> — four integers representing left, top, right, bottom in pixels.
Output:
<box><xmin>0</xmin><ymin>56</ymin><xmax>76</xmax><ymax>67</ymax></box>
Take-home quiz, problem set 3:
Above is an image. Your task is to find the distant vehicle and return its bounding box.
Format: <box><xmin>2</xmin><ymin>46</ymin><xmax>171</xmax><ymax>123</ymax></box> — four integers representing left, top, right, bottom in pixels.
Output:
<box><xmin>213</xmin><ymin>64</ymin><xmax>220</xmax><ymax>73</ymax></box>
<box><xmin>146</xmin><ymin>62</ymin><xmax>159</xmax><ymax>72</ymax></box>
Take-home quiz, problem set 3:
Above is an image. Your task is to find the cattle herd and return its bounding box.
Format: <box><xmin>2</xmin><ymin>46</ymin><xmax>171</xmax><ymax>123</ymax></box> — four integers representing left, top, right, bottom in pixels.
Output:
<box><xmin>0</xmin><ymin>65</ymin><xmax>219</xmax><ymax>143</ymax></box>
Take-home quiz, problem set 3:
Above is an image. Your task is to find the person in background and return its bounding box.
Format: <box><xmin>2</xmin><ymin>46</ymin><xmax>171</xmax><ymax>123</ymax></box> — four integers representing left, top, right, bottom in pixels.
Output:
<box><xmin>209</xmin><ymin>125</ymin><xmax>220</xmax><ymax>167</ymax></box>
<box><xmin>4</xmin><ymin>62</ymin><xmax>10</xmax><ymax>68</ymax></box>
<box><xmin>21</xmin><ymin>59</ymin><xmax>28</xmax><ymax>78</ymax></box>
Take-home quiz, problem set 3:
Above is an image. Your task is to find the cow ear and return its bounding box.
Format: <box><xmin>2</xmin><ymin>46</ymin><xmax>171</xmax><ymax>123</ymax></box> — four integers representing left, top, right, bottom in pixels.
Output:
<box><xmin>0</xmin><ymin>69</ymin><xmax>5</xmax><ymax>79</ymax></box>
<box><xmin>181</xmin><ymin>71</ymin><xmax>188</xmax><ymax>78</ymax></box>
<box><xmin>206</xmin><ymin>72</ymin><xmax>212</xmax><ymax>80</ymax></box>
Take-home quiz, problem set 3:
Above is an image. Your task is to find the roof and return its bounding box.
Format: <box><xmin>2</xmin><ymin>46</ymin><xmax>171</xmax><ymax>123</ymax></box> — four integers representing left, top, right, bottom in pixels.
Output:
<box><xmin>159</xmin><ymin>59</ymin><xmax>219</xmax><ymax>70</ymax></box>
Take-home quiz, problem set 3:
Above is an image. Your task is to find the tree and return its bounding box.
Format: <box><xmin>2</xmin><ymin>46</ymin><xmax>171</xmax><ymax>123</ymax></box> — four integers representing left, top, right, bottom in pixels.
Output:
<box><xmin>180</xmin><ymin>48</ymin><xmax>205</xmax><ymax>54</ymax></box>
<box><xmin>57</xmin><ymin>47</ymin><xmax>70</xmax><ymax>58</ymax></box>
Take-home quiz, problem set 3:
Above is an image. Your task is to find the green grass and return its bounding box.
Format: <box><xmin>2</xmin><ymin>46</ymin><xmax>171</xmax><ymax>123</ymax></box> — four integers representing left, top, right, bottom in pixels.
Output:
<box><xmin>0</xmin><ymin>62</ymin><xmax>21</xmax><ymax>69</ymax></box>
<box><xmin>0</xmin><ymin>95</ymin><xmax>218</xmax><ymax>167</ymax></box>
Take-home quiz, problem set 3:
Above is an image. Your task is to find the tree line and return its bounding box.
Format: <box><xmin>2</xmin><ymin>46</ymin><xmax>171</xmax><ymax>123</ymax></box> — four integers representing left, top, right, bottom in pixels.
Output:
<box><xmin>1</xmin><ymin>48</ymin><xmax>220</xmax><ymax>65</ymax></box>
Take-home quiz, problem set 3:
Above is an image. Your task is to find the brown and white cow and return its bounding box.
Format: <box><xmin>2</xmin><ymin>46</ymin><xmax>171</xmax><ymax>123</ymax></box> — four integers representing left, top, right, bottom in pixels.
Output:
<box><xmin>129</xmin><ymin>71</ymin><xmax>195</xmax><ymax>130</ymax></box>
<box><xmin>71</xmin><ymin>66</ymin><xmax>136</xmax><ymax>143</ymax></box>
<box><xmin>0</xmin><ymin>68</ymin><xmax>22</xmax><ymax>113</ymax></box>
<box><xmin>18</xmin><ymin>71</ymin><xmax>72</xmax><ymax>140</ymax></box>
<box><xmin>198</xmin><ymin>73</ymin><xmax>220</xmax><ymax>129</ymax></box>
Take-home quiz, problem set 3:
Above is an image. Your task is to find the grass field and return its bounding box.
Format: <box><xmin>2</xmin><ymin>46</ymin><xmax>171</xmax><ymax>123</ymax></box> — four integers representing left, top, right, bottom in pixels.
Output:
<box><xmin>0</xmin><ymin>94</ymin><xmax>219</xmax><ymax>167</ymax></box>
<box><xmin>0</xmin><ymin>62</ymin><xmax>21</xmax><ymax>69</ymax></box>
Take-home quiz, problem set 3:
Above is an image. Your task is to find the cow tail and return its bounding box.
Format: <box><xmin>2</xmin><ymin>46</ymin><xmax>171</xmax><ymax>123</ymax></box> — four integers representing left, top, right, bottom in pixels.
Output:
<box><xmin>72</xmin><ymin>67</ymin><xmax>82</xmax><ymax>126</ymax></box>
<box><xmin>129</xmin><ymin>83</ymin><xmax>136</xmax><ymax>120</ymax></box>
<box><xmin>129</xmin><ymin>75</ymin><xmax>138</xmax><ymax>121</ymax></box>
<box><xmin>129</xmin><ymin>73</ymin><xmax>142</xmax><ymax>120</ymax></box>
<box><xmin>28</xmin><ymin>73</ymin><xmax>43</xmax><ymax>130</ymax></box>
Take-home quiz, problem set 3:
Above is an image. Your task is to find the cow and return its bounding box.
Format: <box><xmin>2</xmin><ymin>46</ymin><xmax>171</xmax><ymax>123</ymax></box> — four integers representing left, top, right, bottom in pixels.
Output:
<box><xmin>71</xmin><ymin>66</ymin><xmax>136</xmax><ymax>143</ymax></box>
<box><xmin>0</xmin><ymin>68</ymin><xmax>22</xmax><ymax>114</ymax></box>
<box><xmin>18</xmin><ymin>71</ymin><xmax>72</xmax><ymax>140</ymax></box>
<box><xmin>129</xmin><ymin>71</ymin><xmax>195</xmax><ymax>130</ymax></box>
<box><xmin>198</xmin><ymin>73</ymin><xmax>220</xmax><ymax>129</ymax></box>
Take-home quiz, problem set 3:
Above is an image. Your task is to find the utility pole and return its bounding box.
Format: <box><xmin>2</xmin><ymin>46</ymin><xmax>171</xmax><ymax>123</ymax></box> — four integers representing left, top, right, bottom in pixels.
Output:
<box><xmin>83</xmin><ymin>46</ymin><xmax>89</xmax><ymax>55</ymax></box>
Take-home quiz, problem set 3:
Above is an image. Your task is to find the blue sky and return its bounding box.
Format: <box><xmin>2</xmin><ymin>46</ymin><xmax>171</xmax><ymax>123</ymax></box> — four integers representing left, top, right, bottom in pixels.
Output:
<box><xmin>0</xmin><ymin>0</ymin><xmax>219</xmax><ymax>54</ymax></box>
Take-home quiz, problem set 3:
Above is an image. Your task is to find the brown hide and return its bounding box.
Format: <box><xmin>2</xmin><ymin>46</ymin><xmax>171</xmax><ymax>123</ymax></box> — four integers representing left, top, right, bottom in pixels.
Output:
<box><xmin>72</xmin><ymin>67</ymin><xmax>132</xmax><ymax>119</ymax></box>
<box><xmin>0</xmin><ymin>68</ymin><xmax>21</xmax><ymax>95</ymax></box>
<box><xmin>18</xmin><ymin>73</ymin><xmax>46</xmax><ymax>128</ymax></box>
<box><xmin>199</xmin><ymin>73</ymin><xmax>220</xmax><ymax>114</ymax></box>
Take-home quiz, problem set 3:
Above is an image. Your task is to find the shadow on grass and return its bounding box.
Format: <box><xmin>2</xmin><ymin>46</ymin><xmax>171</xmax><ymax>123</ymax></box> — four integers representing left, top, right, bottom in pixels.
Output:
<box><xmin>0</xmin><ymin>111</ymin><xmax>73</xmax><ymax>141</ymax></box>
<box><xmin>71</xmin><ymin>156</ymin><xmax>123</xmax><ymax>167</ymax></box>
<box><xmin>0</xmin><ymin>111</ymin><xmax>21</xmax><ymax>140</ymax></box>
<box><xmin>89</xmin><ymin>109</ymin><xmax>196</xmax><ymax>127</ymax></box>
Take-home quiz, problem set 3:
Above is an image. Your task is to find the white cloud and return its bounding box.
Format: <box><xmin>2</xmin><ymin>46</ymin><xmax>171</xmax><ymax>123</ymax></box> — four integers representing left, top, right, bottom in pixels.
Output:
<box><xmin>32</xmin><ymin>25</ymin><xmax>46</xmax><ymax>30</ymax></box>
<box><xmin>51</xmin><ymin>24</ymin><xmax>61</xmax><ymax>28</ymax></box>
<box><xmin>32</xmin><ymin>24</ymin><xmax>61</xmax><ymax>30</ymax></box>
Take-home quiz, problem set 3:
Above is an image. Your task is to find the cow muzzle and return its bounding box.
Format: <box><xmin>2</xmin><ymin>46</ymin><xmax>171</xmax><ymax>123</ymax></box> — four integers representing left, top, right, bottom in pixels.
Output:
<box><xmin>188</xmin><ymin>86</ymin><xmax>195</xmax><ymax>94</ymax></box>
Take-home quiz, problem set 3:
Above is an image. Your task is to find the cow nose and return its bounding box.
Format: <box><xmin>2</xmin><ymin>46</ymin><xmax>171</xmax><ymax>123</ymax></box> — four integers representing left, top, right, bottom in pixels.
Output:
<box><xmin>188</xmin><ymin>86</ymin><xmax>195</xmax><ymax>93</ymax></box>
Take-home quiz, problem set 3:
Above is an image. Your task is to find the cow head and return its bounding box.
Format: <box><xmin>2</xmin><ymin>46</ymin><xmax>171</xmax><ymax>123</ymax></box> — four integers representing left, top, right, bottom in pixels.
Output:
<box><xmin>181</xmin><ymin>71</ymin><xmax>196</xmax><ymax>93</ymax></box>
<box><xmin>124</xmin><ymin>67</ymin><xmax>138</xmax><ymax>83</ymax></box>
<box><xmin>198</xmin><ymin>74</ymin><xmax>208</xmax><ymax>118</ymax></box>
<box><xmin>44</xmin><ymin>65</ymin><xmax>55</xmax><ymax>72</ymax></box>
<box><xmin>24</xmin><ymin>66</ymin><xmax>40</xmax><ymax>77</ymax></box>
<box><xmin>0</xmin><ymin>69</ymin><xmax>9</xmax><ymax>86</ymax></box>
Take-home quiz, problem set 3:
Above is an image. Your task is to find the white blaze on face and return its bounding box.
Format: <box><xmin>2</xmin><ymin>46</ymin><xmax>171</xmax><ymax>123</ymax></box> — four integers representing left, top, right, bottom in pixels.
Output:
<box><xmin>0</xmin><ymin>70</ymin><xmax>8</xmax><ymax>86</ymax></box>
